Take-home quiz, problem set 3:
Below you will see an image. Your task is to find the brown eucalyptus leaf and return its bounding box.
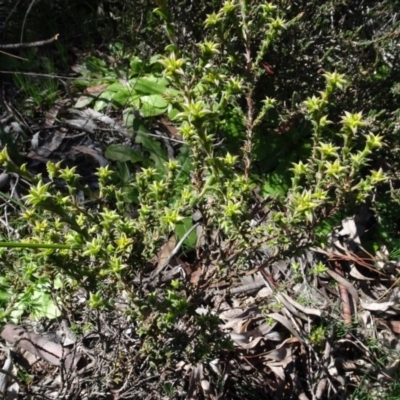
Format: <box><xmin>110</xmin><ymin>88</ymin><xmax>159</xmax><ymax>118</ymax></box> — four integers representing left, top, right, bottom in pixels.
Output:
<box><xmin>268</xmin><ymin>365</ymin><xmax>285</xmax><ymax>380</ymax></box>
<box><xmin>275</xmin><ymin>293</ymin><xmax>304</xmax><ymax>319</ymax></box>
<box><xmin>267</xmin><ymin>313</ymin><xmax>304</xmax><ymax>342</ymax></box>
<box><xmin>230</xmin><ymin>334</ymin><xmax>264</xmax><ymax>349</ymax></box>
<box><xmin>219</xmin><ymin>307</ymin><xmax>261</xmax><ymax>321</ymax></box>
<box><xmin>66</xmin><ymin>117</ymin><xmax>98</xmax><ymax>133</ymax></box>
<box><xmin>156</xmin><ymin>234</ymin><xmax>176</xmax><ymax>270</ymax></box>
<box><xmin>36</xmin><ymin>131</ymin><xmax>66</xmax><ymax>158</ymax></box>
<box><xmin>326</xmin><ymin>269</ymin><xmax>359</xmax><ymax>302</ymax></box>
<box><xmin>71</xmin><ymin>145</ymin><xmax>108</xmax><ymax>167</ymax></box>
<box><xmin>84</xmin><ymin>84</ymin><xmax>108</xmax><ymax>95</ymax></box>
<box><xmin>349</xmin><ymin>264</ymin><xmax>374</xmax><ymax>280</ymax></box>
<box><xmin>280</xmin><ymin>292</ymin><xmax>322</xmax><ymax>317</ymax></box>
<box><xmin>360</xmin><ymin>300</ymin><xmax>394</xmax><ymax>311</ymax></box>
<box><xmin>266</xmin><ymin>355</ymin><xmax>293</xmax><ymax>368</ymax></box>
<box><xmin>263</xmin><ymin>345</ymin><xmax>289</xmax><ymax>362</ymax></box>
<box><xmin>388</xmin><ymin>287</ymin><xmax>400</xmax><ymax>303</ymax></box>
<box><xmin>258</xmin><ymin>321</ymin><xmax>278</xmax><ymax>335</ymax></box>
<box><xmin>316</xmin><ymin>378</ymin><xmax>327</xmax><ymax>400</ymax></box>
<box><xmin>220</xmin><ymin>318</ymin><xmax>245</xmax><ymax>331</ymax></box>
<box><xmin>265</xmin><ymin>331</ymin><xmax>285</xmax><ymax>341</ymax></box>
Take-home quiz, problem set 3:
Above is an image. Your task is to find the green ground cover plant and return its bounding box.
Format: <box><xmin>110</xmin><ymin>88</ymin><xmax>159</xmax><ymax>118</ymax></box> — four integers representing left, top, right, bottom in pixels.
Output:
<box><xmin>0</xmin><ymin>0</ymin><xmax>399</xmax><ymax>398</ymax></box>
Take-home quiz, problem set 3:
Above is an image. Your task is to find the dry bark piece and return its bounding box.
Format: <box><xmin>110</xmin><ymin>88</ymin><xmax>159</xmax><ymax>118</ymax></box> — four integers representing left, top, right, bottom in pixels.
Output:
<box><xmin>1</xmin><ymin>325</ymin><xmax>81</xmax><ymax>371</ymax></box>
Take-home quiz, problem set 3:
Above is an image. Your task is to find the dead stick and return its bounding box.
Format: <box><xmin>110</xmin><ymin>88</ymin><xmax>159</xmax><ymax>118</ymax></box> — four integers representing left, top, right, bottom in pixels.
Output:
<box><xmin>0</xmin><ymin>34</ymin><xmax>59</xmax><ymax>49</ymax></box>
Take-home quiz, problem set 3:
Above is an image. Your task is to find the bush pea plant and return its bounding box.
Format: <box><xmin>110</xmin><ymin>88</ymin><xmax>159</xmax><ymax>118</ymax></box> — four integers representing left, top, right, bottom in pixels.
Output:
<box><xmin>0</xmin><ymin>0</ymin><xmax>389</xmax><ymax>381</ymax></box>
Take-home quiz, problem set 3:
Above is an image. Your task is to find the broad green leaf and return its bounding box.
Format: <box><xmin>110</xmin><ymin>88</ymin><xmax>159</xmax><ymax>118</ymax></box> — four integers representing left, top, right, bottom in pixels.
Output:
<box><xmin>0</xmin><ymin>288</ymin><xmax>11</xmax><ymax>300</ymax></box>
<box><xmin>123</xmin><ymin>108</ymin><xmax>168</xmax><ymax>174</ymax></box>
<box><xmin>54</xmin><ymin>275</ymin><xmax>63</xmax><ymax>289</ymax></box>
<box><xmin>149</xmin><ymin>54</ymin><xmax>161</xmax><ymax>65</ymax></box>
<box><xmin>168</xmin><ymin>107</ymin><xmax>180</xmax><ymax>120</ymax></box>
<box><xmin>73</xmin><ymin>79</ymin><xmax>92</xmax><ymax>87</ymax></box>
<box><xmin>29</xmin><ymin>292</ymin><xmax>61</xmax><ymax>320</ymax></box>
<box><xmin>140</xmin><ymin>94</ymin><xmax>169</xmax><ymax>117</ymax></box>
<box><xmin>128</xmin><ymin>95</ymin><xmax>141</xmax><ymax>109</ymax></box>
<box><xmin>131</xmin><ymin>77</ymin><xmax>168</xmax><ymax>95</ymax></box>
<box><xmin>153</xmin><ymin>8</ymin><xmax>169</xmax><ymax>21</ymax></box>
<box><xmin>85</xmin><ymin>56</ymin><xmax>108</xmax><ymax>73</ymax></box>
<box><xmin>94</xmin><ymin>90</ymin><xmax>115</xmax><ymax>111</ymax></box>
<box><xmin>140</xmin><ymin>104</ymin><xmax>167</xmax><ymax>117</ymax></box>
<box><xmin>175</xmin><ymin>218</ymin><xmax>197</xmax><ymax>249</ymax></box>
<box><xmin>107</xmin><ymin>82</ymin><xmax>129</xmax><ymax>92</ymax></box>
<box><xmin>112</xmin><ymin>89</ymin><xmax>131</xmax><ymax>106</ymax></box>
<box><xmin>130</xmin><ymin>56</ymin><xmax>144</xmax><ymax>76</ymax></box>
<box><xmin>123</xmin><ymin>110</ymin><xmax>149</xmax><ymax>134</ymax></box>
<box><xmin>10</xmin><ymin>303</ymin><xmax>24</xmax><ymax>323</ymax></box>
<box><xmin>117</xmin><ymin>160</ymin><xmax>131</xmax><ymax>184</ymax></box>
<box><xmin>144</xmin><ymin>76</ymin><xmax>169</xmax><ymax>87</ymax></box>
<box><xmin>105</xmin><ymin>144</ymin><xmax>144</xmax><ymax>163</ymax></box>
<box><xmin>135</xmin><ymin>132</ymin><xmax>168</xmax><ymax>173</ymax></box>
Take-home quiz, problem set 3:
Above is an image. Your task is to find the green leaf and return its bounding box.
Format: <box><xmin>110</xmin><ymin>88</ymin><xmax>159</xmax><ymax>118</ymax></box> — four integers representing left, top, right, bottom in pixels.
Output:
<box><xmin>105</xmin><ymin>144</ymin><xmax>144</xmax><ymax>163</ymax></box>
<box><xmin>29</xmin><ymin>292</ymin><xmax>61</xmax><ymax>320</ymax></box>
<box><xmin>149</xmin><ymin>54</ymin><xmax>161</xmax><ymax>64</ymax></box>
<box><xmin>117</xmin><ymin>160</ymin><xmax>131</xmax><ymax>184</ymax></box>
<box><xmin>10</xmin><ymin>303</ymin><xmax>24</xmax><ymax>323</ymax></box>
<box><xmin>135</xmin><ymin>132</ymin><xmax>168</xmax><ymax>173</ymax></box>
<box><xmin>121</xmin><ymin>185</ymin><xmax>139</xmax><ymax>204</ymax></box>
<box><xmin>128</xmin><ymin>95</ymin><xmax>141</xmax><ymax>109</ymax></box>
<box><xmin>107</xmin><ymin>82</ymin><xmax>129</xmax><ymax>92</ymax></box>
<box><xmin>176</xmin><ymin>145</ymin><xmax>192</xmax><ymax>184</ymax></box>
<box><xmin>131</xmin><ymin>77</ymin><xmax>168</xmax><ymax>95</ymax></box>
<box><xmin>54</xmin><ymin>275</ymin><xmax>63</xmax><ymax>289</ymax></box>
<box><xmin>123</xmin><ymin>109</ymin><xmax>149</xmax><ymax>134</ymax></box>
<box><xmin>140</xmin><ymin>94</ymin><xmax>169</xmax><ymax>117</ymax></box>
<box><xmin>118</xmin><ymin>111</ymin><xmax>166</xmax><ymax>170</ymax></box>
<box><xmin>168</xmin><ymin>107</ymin><xmax>180</xmax><ymax>120</ymax></box>
<box><xmin>112</xmin><ymin>88</ymin><xmax>131</xmax><ymax>106</ymax></box>
<box><xmin>130</xmin><ymin>56</ymin><xmax>144</xmax><ymax>76</ymax></box>
<box><xmin>153</xmin><ymin>8</ymin><xmax>169</xmax><ymax>22</ymax></box>
<box><xmin>261</xmin><ymin>171</ymin><xmax>289</xmax><ymax>197</ymax></box>
<box><xmin>175</xmin><ymin>218</ymin><xmax>197</xmax><ymax>249</ymax></box>
<box><xmin>94</xmin><ymin>90</ymin><xmax>115</xmax><ymax>111</ymax></box>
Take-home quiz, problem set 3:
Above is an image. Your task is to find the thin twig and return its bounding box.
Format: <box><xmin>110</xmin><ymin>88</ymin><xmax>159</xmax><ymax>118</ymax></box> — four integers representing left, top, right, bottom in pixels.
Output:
<box><xmin>0</xmin><ymin>50</ymin><xmax>27</xmax><ymax>60</ymax></box>
<box><xmin>0</xmin><ymin>34</ymin><xmax>59</xmax><ymax>49</ymax></box>
<box><xmin>20</xmin><ymin>0</ymin><xmax>37</xmax><ymax>43</ymax></box>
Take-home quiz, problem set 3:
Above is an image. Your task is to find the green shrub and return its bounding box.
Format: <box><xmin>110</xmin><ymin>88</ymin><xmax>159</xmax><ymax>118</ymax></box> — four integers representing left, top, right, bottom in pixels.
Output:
<box><xmin>0</xmin><ymin>0</ymin><xmax>394</xmax><ymax>382</ymax></box>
